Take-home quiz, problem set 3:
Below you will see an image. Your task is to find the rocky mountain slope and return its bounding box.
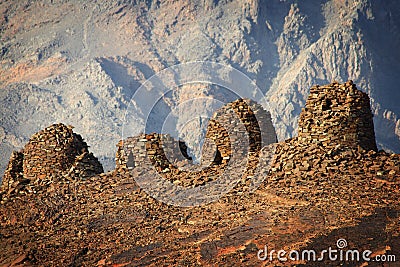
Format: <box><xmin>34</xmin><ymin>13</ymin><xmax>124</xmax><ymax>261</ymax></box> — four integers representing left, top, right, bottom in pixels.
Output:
<box><xmin>1</xmin><ymin>0</ymin><xmax>400</xmax><ymax>177</ymax></box>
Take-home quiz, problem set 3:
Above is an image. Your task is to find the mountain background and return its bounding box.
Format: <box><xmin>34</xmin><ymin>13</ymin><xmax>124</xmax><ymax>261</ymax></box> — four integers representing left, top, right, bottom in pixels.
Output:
<box><xmin>1</xmin><ymin>0</ymin><xmax>399</xmax><ymax>176</ymax></box>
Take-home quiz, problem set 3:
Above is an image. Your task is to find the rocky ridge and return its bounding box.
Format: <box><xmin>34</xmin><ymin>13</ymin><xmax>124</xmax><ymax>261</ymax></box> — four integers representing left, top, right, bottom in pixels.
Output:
<box><xmin>0</xmin><ymin>82</ymin><xmax>399</xmax><ymax>266</ymax></box>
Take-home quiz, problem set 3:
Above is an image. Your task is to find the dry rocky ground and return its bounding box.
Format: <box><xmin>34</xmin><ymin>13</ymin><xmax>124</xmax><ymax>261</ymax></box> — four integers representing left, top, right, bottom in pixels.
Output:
<box><xmin>1</xmin><ymin>0</ymin><xmax>400</xmax><ymax>177</ymax></box>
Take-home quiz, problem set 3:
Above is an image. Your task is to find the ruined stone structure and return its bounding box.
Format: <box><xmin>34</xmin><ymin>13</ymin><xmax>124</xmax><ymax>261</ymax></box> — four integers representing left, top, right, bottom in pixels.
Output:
<box><xmin>203</xmin><ymin>98</ymin><xmax>277</xmax><ymax>165</ymax></box>
<box><xmin>270</xmin><ymin>81</ymin><xmax>385</xmax><ymax>181</ymax></box>
<box><xmin>115</xmin><ymin>133</ymin><xmax>192</xmax><ymax>176</ymax></box>
<box><xmin>0</xmin><ymin>151</ymin><xmax>25</xmax><ymax>196</ymax></box>
<box><xmin>115</xmin><ymin>98</ymin><xmax>277</xmax><ymax>176</ymax></box>
<box><xmin>0</xmin><ymin>123</ymin><xmax>103</xmax><ymax>197</ymax></box>
<box><xmin>298</xmin><ymin>81</ymin><xmax>377</xmax><ymax>151</ymax></box>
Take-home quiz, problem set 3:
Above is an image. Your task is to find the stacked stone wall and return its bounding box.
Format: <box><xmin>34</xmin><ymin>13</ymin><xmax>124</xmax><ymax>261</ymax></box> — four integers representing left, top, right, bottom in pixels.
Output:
<box><xmin>298</xmin><ymin>81</ymin><xmax>377</xmax><ymax>151</ymax></box>
<box><xmin>1</xmin><ymin>123</ymin><xmax>103</xmax><ymax>198</ymax></box>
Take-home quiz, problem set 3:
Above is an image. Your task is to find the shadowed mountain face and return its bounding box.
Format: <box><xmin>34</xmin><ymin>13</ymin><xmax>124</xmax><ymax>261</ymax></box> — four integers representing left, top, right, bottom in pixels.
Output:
<box><xmin>1</xmin><ymin>0</ymin><xmax>400</xmax><ymax>176</ymax></box>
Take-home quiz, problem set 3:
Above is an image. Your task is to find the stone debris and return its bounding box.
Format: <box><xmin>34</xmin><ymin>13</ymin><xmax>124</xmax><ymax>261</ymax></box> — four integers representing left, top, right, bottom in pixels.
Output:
<box><xmin>0</xmin><ymin>82</ymin><xmax>399</xmax><ymax>266</ymax></box>
<box><xmin>0</xmin><ymin>123</ymin><xmax>103</xmax><ymax>200</ymax></box>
